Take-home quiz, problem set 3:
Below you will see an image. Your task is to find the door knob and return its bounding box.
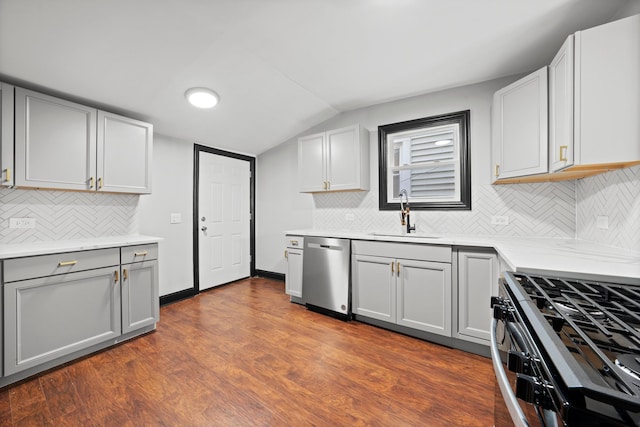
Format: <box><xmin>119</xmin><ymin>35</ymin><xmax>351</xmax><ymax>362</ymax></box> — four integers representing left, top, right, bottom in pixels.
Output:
<box><xmin>201</xmin><ymin>226</ymin><xmax>207</xmax><ymax>231</ymax></box>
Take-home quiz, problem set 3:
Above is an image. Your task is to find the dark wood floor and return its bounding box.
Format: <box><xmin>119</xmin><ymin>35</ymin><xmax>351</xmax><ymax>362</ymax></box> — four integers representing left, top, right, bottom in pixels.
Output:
<box><xmin>0</xmin><ymin>277</ymin><xmax>495</xmax><ymax>426</ymax></box>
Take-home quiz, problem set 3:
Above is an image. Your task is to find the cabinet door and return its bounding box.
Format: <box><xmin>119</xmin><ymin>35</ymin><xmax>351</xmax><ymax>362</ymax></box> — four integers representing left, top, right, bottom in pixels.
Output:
<box><xmin>121</xmin><ymin>260</ymin><xmax>159</xmax><ymax>334</ymax></box>
<box><xmin>352</xmin><ymin>254</ymin><xmax>396</xmax><ymax>322</ymax></box>
<box><xmin>4</xmin><ymin>267</ymin><xmax>121</xmax><ymax>375</ymax></box>
<box><xmin>1</xmin><ymin>82</ymin><xmax>14</xmax><ymax>187</ymax></box>
<box><xmin>298</xmin><ymin>132</ymin><xmax>326</xmax><ymax>192</ymax></box>
<box><xmin>491</xmin><ymin>67</ymin><xmax>548</xmax><ymax>181</ymax></box>
<box><xmin>549</xmin><ymin>35</ymin><xmax>575</xmax><ymax>172</ymax></box>
<box><xmin>575</xmin><ymin>15</ymin><xmax>640</xmax><ymax>165</ymax></box>
<box><xmin>97</xmin><ymin>111</ymin><xmax>153</xmax><ymax>194</ymax></box>
<box><xmin>14</xmin><ymin>88</ymin><xmax>97</xmax><ymax>191</ymax></box>
<box><xmin>285</xmin><ymin>248</ymin><xmax>303</xmax><ymax>298</ymax></box>
<box><xmin>326</xmin><ymin>125</ymin><xmax>364</xmax><ymax>191</ymax></box>
<box><xmin>457</xmin><ymin>250</ymin><xmax>498</xmax><ymax>343</ymax></box>
<box><xmin>396</xmin><ymin>259</ymin><xmax>451</xmax><ymax>336</ymax></box>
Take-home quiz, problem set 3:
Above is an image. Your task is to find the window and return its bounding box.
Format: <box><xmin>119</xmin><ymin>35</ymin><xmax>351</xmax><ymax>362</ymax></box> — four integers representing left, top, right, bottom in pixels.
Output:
<box><xmin>378</xmin><ymin>110</ymin><xmax>471</xmax><ymax>210</ymax></box>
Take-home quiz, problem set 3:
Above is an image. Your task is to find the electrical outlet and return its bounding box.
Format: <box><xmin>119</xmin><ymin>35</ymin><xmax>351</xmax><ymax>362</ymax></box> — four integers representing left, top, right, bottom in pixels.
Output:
<box><xmin>345</xmin><ymin>213</ymin><xmax>355</xmax><ymax>221</ymax></box>
<box><xmin>9</xmin><ymin>218</ymin><xmax>36</xmax><ymax>229</ymax></box>
<box><xmin>491</xmin><ymin>215</ymin><xmax>509</xmax><ymax>225</ymax></box>
<box><xmin>170</xmin><ymin>213</ymin><xmax>182</xmax><ymax>224</ymax></box>
<box><xmin>596</xmin><ymin>215</ymin><xmax>609</xmax><ymax>230</ymax></box>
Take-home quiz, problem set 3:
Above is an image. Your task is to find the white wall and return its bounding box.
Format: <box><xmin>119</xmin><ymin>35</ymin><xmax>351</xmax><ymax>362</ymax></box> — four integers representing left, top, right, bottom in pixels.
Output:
<box><xmin>138</xmin><ymin>135</ymin><xmax>194</xmax><ymax>296</ymax></box>
<box><xmin>256</xmin><ymin>76</ymin><xmax>580</xmax><ymax>274</ymax></box>
<box><xmin>255</xmin><ymin>139</ymin><xmax>314</xmax><ymax>273</ymax></box>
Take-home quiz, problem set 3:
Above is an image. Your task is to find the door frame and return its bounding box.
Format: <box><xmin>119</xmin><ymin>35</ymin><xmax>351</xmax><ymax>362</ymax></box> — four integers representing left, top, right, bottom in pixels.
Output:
<box><xmin>192</xmin><ymin>144</ymin><xmax>256</xmax><ymax>293</ymax></box>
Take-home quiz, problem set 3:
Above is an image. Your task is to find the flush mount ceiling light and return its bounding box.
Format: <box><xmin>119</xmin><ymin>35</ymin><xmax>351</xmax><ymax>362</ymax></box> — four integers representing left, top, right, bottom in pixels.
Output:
<box><xmin>185</xmin><ymin>87</ymin><xmax>219</xmax><ymax>109</ymax></box>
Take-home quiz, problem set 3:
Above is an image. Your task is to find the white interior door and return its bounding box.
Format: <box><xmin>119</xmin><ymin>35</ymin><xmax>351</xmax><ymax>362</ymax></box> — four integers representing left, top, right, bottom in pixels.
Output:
<box><xmin>198</xmin><ymin>152</ymin><xmax>250</xmax><ymax>291</ymax></box>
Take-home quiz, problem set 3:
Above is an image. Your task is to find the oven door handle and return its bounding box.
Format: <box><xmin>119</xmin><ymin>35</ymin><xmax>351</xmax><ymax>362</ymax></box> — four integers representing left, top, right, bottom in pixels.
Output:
<box><xmin>491</xmin><ymin>318</ymin><xmax>530</xmax><ymax>427</ymax></box>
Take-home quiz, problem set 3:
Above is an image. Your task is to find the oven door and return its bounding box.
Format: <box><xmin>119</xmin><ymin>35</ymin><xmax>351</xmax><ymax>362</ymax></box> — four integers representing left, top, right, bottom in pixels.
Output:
<box><xmin>491</xmin><ymin>301</ymin><xmax>564</xmax><ymax>426</ymax></box>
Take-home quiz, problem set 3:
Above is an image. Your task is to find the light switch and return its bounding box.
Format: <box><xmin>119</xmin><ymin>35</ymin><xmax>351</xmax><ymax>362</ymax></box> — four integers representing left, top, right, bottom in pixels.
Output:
<box><xmin>170</xmin><ymin>213</ymin><xmax>182</xmax><ymax>224</ymax></box>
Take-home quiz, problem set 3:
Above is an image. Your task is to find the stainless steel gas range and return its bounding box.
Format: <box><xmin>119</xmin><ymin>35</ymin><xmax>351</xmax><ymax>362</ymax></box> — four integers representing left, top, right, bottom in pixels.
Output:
<box><xmin>491</xmin><ymin>271</ymin><xmax>640</xmax><ymax>426</ymax></box>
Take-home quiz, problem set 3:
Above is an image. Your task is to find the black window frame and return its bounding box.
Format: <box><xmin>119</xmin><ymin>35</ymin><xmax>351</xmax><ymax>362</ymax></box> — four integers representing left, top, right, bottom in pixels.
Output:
<box><xmin>378</xmin><ymin>110</ymin><xmax>471</xmax><ymax>211</ymax></box>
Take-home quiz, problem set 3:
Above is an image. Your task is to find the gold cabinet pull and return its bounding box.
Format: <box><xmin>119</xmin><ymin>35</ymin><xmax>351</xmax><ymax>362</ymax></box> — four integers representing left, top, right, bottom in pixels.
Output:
<box><xmin>134</xmin><ymin>251</ymin><xmax>148</xmax><ymax>257</ymax></box>
<box><xmin>559</xmin><ymin>145</ymin><xmax>568</xmax><ymax>162</ymax></box>
<box><xmin>4</xmin><ymin>168</ymin><xmax>10</xmax><ymax>182</ymax></box>
<box><xmin>397</xmin><ymin>262</ymin><xmax>400</xmax><ymax>274</ymax></box>
<box><xmin>114</xmin><ymin>270</ymin><xmax>119</xmax><ymax>282</ymax></box>
<box><xmin>123</xmin><ymin>268</ymin><xmax>128</xmax><ymax>280</ymax></box>
<box><xmin>391</xmin><ymin>262</ymin><xmax>394</xmax><ymax>273</ymax></box>
<box><xmin>284</xmin><ymin>250</ymin><xmax>288</xmax><ymax>259</ymax></box>
<box><xmin>58</xmin><ymin>260</ymin><xmax>77</xmax><ymax>267</ymax></box>
<box><xmin>291</xmin><ymin>240</ymin><xmax>298</xmax><ymax>246</ymax></box>
<box><xmin>98</xmin><ymin>177</ymin><xmax>103</xmax><ymax>189</ymax></box>
<box><xmin>495</xmin><ymin>165</ymin><xmax>500</xmax><ymax>177</ymax></box>
<box><xmin>89</xmin><ymin>177</ymin><xmax>94</xmax><ymax>189</ymax></box>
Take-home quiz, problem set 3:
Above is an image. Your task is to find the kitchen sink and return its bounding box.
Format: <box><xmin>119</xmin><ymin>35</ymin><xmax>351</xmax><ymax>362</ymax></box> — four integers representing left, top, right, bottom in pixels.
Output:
<box><xmin>369</xmin><ymin>232</ymin><xmax>440</xmax><ymax>239</ymax></box>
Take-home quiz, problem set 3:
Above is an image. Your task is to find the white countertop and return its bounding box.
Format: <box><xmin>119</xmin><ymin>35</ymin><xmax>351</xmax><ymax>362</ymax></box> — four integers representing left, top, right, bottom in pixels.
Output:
<box><xmin>285</xmin><ymin>229</ymin><xmax>640</xmax><ymax>285</ymax></box>
<box><xmin>0</xmin><ymin>235</ymin><xmax>162</xmax><ymax>259</ymax></box>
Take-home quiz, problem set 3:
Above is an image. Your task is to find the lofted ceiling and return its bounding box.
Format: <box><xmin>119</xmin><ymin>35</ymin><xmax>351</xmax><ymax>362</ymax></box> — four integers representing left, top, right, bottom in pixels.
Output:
<box><xmin>0</xmin><ymin>0</ymin><xmax>631</xmax><ymax>155</ymax></box>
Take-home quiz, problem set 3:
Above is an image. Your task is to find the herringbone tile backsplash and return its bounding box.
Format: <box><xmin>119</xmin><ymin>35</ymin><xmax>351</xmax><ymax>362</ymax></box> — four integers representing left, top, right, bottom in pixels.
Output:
<box><xmin>576</xmin><ymin>165</ymin><xmax>640</xmax><ymax>251</ymax></box>
<box><xmin>313</xmin><ymin>166</ymin><xmax>640</xmax><ymax>251</ymax></box>
<box><xmin>313</xmin><ymin>180</ymin><xmax>576</xmax><ymax>238</ymax></box>
<box><xmin>0</xmin><ymin>188</ymin><xmax>138</xmax><ymax>243</ymax></box>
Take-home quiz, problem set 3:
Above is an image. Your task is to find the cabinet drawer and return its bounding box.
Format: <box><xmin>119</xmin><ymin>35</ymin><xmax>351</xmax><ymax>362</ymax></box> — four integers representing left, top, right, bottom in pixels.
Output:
<box><xmin>352</xmin><ymin>240</ymin><xmax>451</xmax><ymax>263</ymax></box>
<box><xmin>121</xmin><ymin>244</ymin><xmax>158</xmax><ymax>264</ymax></box>
<box><xmin>285</xmin><ymin>235</ymin><xmax>304</xmax><ymax>249</ymax></box>
<box><xmin>4</xmin><ymin>248</ymin><xmax>120</xmax><ymax>283</ymax></box>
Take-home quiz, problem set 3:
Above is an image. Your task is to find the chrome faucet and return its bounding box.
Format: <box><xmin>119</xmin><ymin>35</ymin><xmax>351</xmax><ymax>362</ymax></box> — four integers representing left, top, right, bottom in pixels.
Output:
<box><xmin>399</xmin><ymin>189</ymin><xmax>415</xmax><ymax>233</ymax></box>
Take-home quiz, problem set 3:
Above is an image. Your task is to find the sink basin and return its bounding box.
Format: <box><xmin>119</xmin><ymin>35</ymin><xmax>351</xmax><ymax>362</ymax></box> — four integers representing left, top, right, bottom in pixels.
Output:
<box><xmin>369</xmin><ymin>232</ymin><xmax>440</xmax><ymax>239</ymax></box>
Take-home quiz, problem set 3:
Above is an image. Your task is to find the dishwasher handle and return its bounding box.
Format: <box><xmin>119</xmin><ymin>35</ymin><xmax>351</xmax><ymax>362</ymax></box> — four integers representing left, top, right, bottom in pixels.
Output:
<box><xmin>308</xmin><ymin>242</ymin><xmax>344</xmax><ymax>251</ymax></box>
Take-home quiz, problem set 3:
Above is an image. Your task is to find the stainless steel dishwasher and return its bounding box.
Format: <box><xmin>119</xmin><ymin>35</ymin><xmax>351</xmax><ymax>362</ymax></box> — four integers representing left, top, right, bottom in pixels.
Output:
<box><xmin>302</xmin><ymin>236</ymin><xmax>351</xmax><ymax>320</ymax></box>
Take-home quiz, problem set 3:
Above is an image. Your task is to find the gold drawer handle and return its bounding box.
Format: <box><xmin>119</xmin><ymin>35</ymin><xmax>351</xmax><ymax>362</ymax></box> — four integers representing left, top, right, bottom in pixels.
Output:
<box><xmin>89</xmin><ymin>177</ymin><xmax>94</xmax><ymax>189</ymax></box>
<box><xmin>4</xmin><ymin>168</ymin><xmax>10</xmax><ymax>182</ymax></box>
<box><xmin>114</xmin><ymin>270</ymin><xmax>119</xmax><ymax>282</ymax></box>
<box><xmin>58</xmin><ymin>260</ymin><xmax>78</xmax><ymax>267</ymax></box>
<box><xmin>123</xmin><ymin>268</ymin><xmax>128</xmax><ymax>280</ymax></box>
<box><xmin>134</xmin><ymin>251</ymin><xmax>148</xmax><ymax>257</ymax></box>
<box><xmin>290</xmin><ymin>240</ymin><xmax>299</xmax><ymax>246</ymax></box>
<box><xmin>495</xmin><ymin>165</ymin><xmax>500</xmax><ymax>177</ymax></box>
<box><xmin>98</xmin><ymin>177</ymin><xmax>103</xmax><ymax>189</ymax></box>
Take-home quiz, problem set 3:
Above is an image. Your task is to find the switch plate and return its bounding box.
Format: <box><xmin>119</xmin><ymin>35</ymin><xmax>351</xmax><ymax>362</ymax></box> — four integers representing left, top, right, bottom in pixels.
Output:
<box><xmin>9</xmin><ymin>218</ymin><xmax>36</xmax><ymax>229</ymax></box>
<box><xmin>491</xmin><ymin>215</ymin><xmax>509</xmax><ymax>225</ymax></box>
<box><xmin>596</xmin><ymin>215</ymin><xmax>609</xmax><ymax>230</ymax></box>
<box><xmin>170</xmin><ymin>213</ymin><xmax>182</xmax><ymax>224</ymax></box>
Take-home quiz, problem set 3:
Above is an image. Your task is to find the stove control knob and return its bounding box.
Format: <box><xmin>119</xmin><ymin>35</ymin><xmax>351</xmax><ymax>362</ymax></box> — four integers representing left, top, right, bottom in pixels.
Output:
<box><xmin>515</xmin><ymin>374</ymin><xmax>554</xmax><ymax>409</ymax></box>
<box><xmin>508</xmin><ymin>351</ymin><xmax>533</xmax><ymax>375</ymax></box>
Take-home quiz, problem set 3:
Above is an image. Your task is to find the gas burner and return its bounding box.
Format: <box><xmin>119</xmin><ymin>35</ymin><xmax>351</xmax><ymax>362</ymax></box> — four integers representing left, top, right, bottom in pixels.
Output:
<box><xmin>616</xmin><ymin>355</ymin><xmax>640</xmax><ymax>381</ymax></box>
<box><xmin>555</xmin><ymin>301</ymin><xmax>604</xmax><ymax>319</ymax></box>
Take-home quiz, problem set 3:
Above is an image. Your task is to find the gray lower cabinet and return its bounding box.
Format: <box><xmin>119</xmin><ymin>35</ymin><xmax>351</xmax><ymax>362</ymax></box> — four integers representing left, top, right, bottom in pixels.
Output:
<box><xmin>1</xmin><ymin>243</ymin><xmax>159</xmax><ymax>383</ymax></box>
<box><xmin>455</xmin><ymin>249</ymin><xmax>499</xmax><ymax>344</ymax></box>
<box><xmin>121</xmin><ymin>245</ymin><xmax>159</xmax><ymax>333</ymax></box>
<box><xmin>4</xmin><ymin>249</ymin><xmax>121</xmax><ymax>376</ymax></box>
<box><xmin>352</xmin><ymin>241</ymin><xmax>453</xmax><ymax>336</ymax></box>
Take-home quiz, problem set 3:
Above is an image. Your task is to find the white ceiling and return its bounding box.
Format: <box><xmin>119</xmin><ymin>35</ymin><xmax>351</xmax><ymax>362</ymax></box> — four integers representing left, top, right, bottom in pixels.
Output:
<box><xmin>0</xmin><ymin>0</ymin><xmax>631</xmax><ymax>155</ymax></box>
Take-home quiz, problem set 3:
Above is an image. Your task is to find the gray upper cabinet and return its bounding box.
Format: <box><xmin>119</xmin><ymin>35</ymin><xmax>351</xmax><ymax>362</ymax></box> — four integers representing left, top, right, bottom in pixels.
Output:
<box><xmin>14</xmin><ymin>87</ymin><xmax>152</xmax><ymax>193</ymax></box>
<box><xmin>298</xmin><ymin>124</ymin><xmax>369</xmax><ymax>193</ymax></box>
<box><xmin>549</xmin><ymin>35</ymin><xmax>575</xmax><ymax>173</ymax></box>
<box><xmin>491</xmin><ymin>67</ymin><xmax>548</xmax><ymax>182</ymax></box>
<box><xmin>98</xmin><ymin>111</ymin><xmax>152</xmax><ymax>194</ymax></box>
<box><xmin>0</xmin><ymin>82</ymin><xmax>14</xmax><ymax>187</ymax></box>
<box><xmin>15</xmin><ymin>87</ymin><xmax>97</xmax><ymax>191</ymax></box>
